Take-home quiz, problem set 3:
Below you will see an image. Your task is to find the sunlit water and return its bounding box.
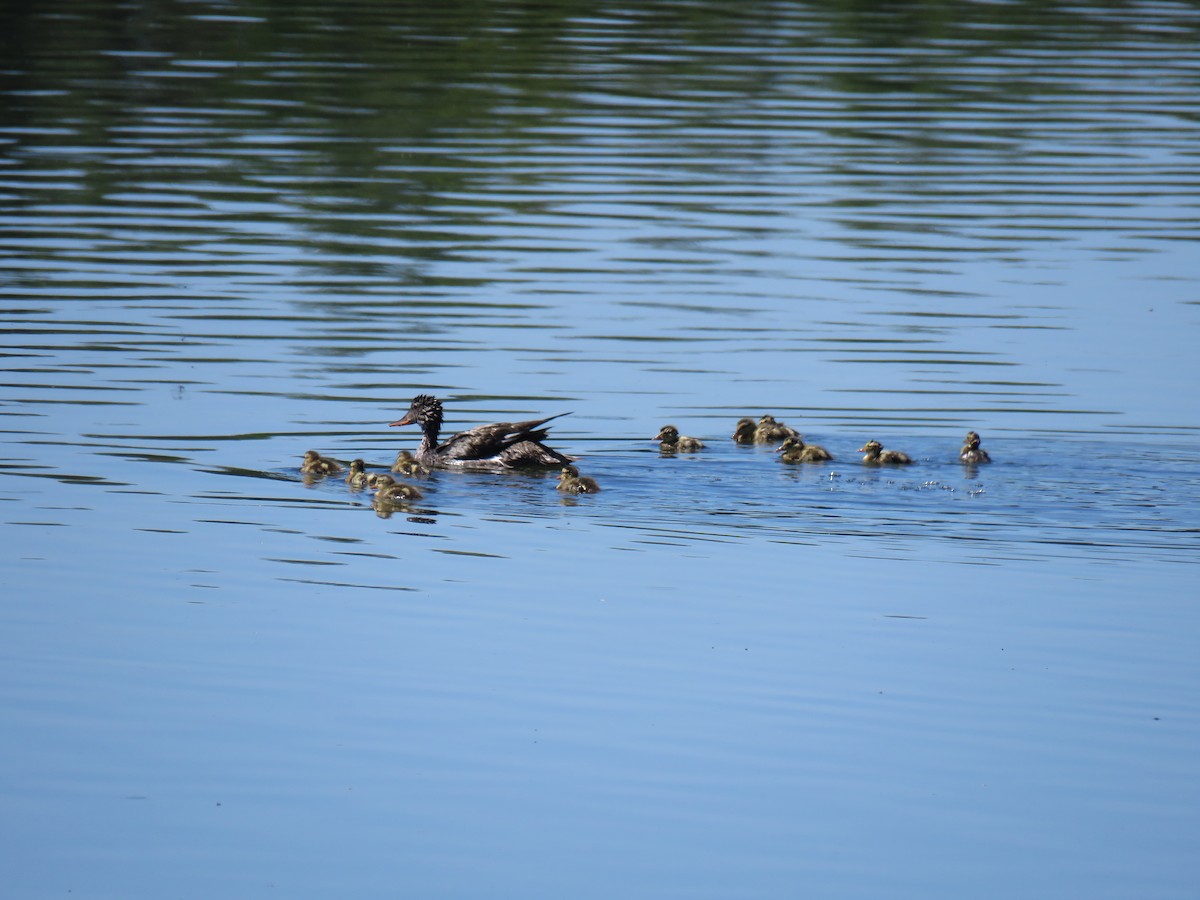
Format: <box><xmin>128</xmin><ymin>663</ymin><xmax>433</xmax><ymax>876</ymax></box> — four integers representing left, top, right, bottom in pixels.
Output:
<box><xmin>3</xmin><ymin>2</ymin><xmax>1200</xmax><ymax>898</ymax></box>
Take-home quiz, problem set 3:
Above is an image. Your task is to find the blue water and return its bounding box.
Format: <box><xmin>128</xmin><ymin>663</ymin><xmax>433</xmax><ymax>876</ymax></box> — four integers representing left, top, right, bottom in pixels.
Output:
<box><xmin>2</xmin><ymin>1</ymin><xmax>1200</xmax><ymax>897</ymax></box>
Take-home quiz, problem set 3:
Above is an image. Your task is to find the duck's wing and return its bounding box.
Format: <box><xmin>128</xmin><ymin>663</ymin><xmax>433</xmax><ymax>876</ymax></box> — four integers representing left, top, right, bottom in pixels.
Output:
<box><xmin>436</xmin><ymin>412</ymin><xmax>569</xmax><ymax>460</ymax></box>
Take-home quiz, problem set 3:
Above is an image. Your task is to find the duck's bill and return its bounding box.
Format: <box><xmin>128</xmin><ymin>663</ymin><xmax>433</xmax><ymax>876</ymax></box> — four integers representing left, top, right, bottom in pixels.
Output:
<box><xmin>389</xmin><ymin>414</ymin><xmax>414</xmax><ymax>427</ymax></box>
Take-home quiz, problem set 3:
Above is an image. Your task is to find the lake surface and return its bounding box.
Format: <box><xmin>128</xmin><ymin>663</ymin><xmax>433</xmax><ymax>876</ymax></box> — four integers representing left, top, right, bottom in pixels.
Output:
<box><xmin>2</xmin><ymin>2</ymin><xmax>1199</xmax><ymax>897</ymax></box>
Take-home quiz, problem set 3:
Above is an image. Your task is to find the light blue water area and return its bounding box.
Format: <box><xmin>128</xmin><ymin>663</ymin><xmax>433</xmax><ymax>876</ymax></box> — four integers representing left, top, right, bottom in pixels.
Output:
<box><xmin>2</xmin><ymin>1</ymin><xmax>1200</xmax><ymax>897</ymax></box>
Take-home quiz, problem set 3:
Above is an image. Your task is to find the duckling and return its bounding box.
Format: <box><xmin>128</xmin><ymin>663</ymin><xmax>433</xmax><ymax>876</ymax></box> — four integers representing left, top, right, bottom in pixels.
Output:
<box><xmin>345</xmin><ymin>458</ymin><xmax>369</xmax><ymax>488</ymax></box>
<box><xmin>655</xmin><ymin>425</ymin><xmax>704</xmax><ymax>452</ymax></box>
<box><xmin>368</xmin><ymin>472</ymin><xmax>423</xmax><ymax>501</ymax></box>
<box><xmin>733</xmin><ymin>417</ymin><xmax>758</xmax><ymax>444</ymax></box>
<box><xmin>778</xmin><ymin>435</ymin><xmax>833</xmax><ymax>463</ymax></box>
<box><xmin>391</xmin><ymin>449</ymin><xmax>427</xmax><ymax>477</ymax></box>
<box><xmin>300</xmin><ymin>449</ymin><xmax>343</xmax><ymax>475</ymax></box>
<box><xmin>755</xmin><ymin>415</ymin><xmax>799</xmax><ymax>443</ymax></box>
<box><xmin>859</xmin><ymin>439</ymin><xmax>913</xmax><ymax>465</ymax></box>
<box><xmin>960</xmin><ymin>430</ymin><xmax>992</xmax><ymax>464</ymax></box>
<box><xmin>557</xmin><ymin>464</ymin><xmax>601</xmax><ymax>494</ymax></box>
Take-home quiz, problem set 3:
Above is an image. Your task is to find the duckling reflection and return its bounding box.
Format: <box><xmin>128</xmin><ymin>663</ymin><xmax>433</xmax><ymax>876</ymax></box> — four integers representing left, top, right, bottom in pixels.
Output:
<box><xmin>557</xmin><ymin>464</ymin><xmax>601</xmax><ymax>494</ymax></box>
<box><xmin>778</xmin><ymin>435</ymin><xmax>833</xmax><ymax>463</ymax></box>
<box><xmin>345</xmin><ymin>458</ymin><xmax>369</xmax><ymax>489</ymax></box>
<box><xmin>300</xmin><ymin>449</ymin><xmax>343</xmax><ymax>475</ymax></box>
<box><xmin>755</xmin><ymin>415</ymin><xmax>799</xmax><ymax>443</ymax></box>
<box><xmin>859</xmin><ymin>439</ymin><xmax>913</xmax><ymax>465</ymax></box>
<box><xmin>655</xmin><ymin>424</ymin><xmax>704</xmax><ymax>453</ymax></box>
<box><xmin>960</xmin><ymin>430</ymin><xmax>992</xmax><ymax>464</ymax></box>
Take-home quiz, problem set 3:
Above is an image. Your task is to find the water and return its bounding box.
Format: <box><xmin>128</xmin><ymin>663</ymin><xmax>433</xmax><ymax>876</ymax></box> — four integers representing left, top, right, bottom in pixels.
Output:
<box><xmin>2</xmin><ymin>1</ymin><xmax>1200</xmax><ymax>897</ymax></box>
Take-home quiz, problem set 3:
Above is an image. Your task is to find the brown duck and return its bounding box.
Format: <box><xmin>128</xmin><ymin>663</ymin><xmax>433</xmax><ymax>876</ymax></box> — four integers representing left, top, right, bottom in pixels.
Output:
<box><xmin>389</xmin><ymin>394</ymin><xmax>573</xmax><ymax>471</ymax></box>
<box><xmin>960</xmin><ymin>430</ymin><xmax>992</xmax><ymax>464</ymax></box>
<box><xmin>655</xmin><ymin>425</ymin><xmax>704</xmax><ymax>452</ymax></box>
<box><xmin>859</xmin><ymin>440</ymin><xmax>913</xmax><ymax>465</ymax></box>
<box><xmin>778</xmin><ymin>435</ymin><xmax>833</xmax><ymax>463</ymax></box>
<box><xmin>557</xmin><ymin>464</ymin><xmax>601</xmax><ymax>494</ymax></box>
<box><xmin>300</xmin><ymin>450</ymin><xmax>343</xmax><ymax>475</ymax></box>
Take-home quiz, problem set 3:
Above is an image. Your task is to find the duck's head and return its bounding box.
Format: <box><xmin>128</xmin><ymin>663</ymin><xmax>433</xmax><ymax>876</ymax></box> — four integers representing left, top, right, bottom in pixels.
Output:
<box><xmin>964</xmin><ymin>430</ymin><xmax>982</xmax><ymax>448</ymax></box>
<box><xmin>778</xmin><ymin>436</ymin><xmax>805</xmax><ymax>452</ymax></box>
<box><xmin>303</xmin><ymin>450</ymin><xmax>322</xmax><ymax>464</ymax></box>
<box><xmin>759</xmin><ymin>415</ymin><xmax>779</xmax><ymax>426</ymax></box>
<box><xmin>733</xmin><ymin>420</ymin><xmax>757</xmax><ymax>441</ymax></box>
<box><xmin>390</xmin><ymin>394</ymin><xmax>443</xmax><ymax>430</ymax></box>
<box><xmin>859</xmin><ymin>440</ymin><xmax>883</xmax><ymax>455</ymax></box>
<box><xmin>655</xmin><ymin>425</ymin><xmax>680</xmax><ymax>442</ymax></box>
<box><xmin>349</xmin><ymin>458</ymin><xmax>365</xmax><ymax>473</ymax></box>
<box><xmin>559</xmin><ymin>464</ymin><xmax>581</xmax><ymax>481</ymax></box>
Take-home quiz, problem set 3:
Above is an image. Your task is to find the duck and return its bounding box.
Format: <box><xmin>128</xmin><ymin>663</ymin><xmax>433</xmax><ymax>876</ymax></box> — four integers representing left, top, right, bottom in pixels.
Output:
<box><xmin>391</xmin><ymin>449</ymin><xmax>427</xmax><ymax>477</ymax></box>
<box><xmin>557</xmin><ymin>464</ymin><xmax>601</xmax><ymax>494</ymax></box>
<box><xmin>732</xmin><ymin>417</ymin><xmax>758</xmax><ymax>444</ymax></box>
<box><xmin>655</xmin><ymin>425</ymin><xmax>704</xmax><ymax>452</ymax></box>
<box><xmin>778</xmin><ymin>435</ymin><xmax>833</xmax><ymax>463</ymax></box>
<box><xmin>859</xmin><ymin>439</ymin><xmax>913</xmax><ymax>465</ymax></box>
<box><xmin>388</xmin><ymin>394</ymin><xmax>574</xmax><ymax>471</ymax></box>
<box><xmin>300</xmin><ymin>449</ymin><xmax>343</xmax><ymax>475</ymax></box>
<box><xmin>960</xmin><ymin>430</ymin><xmax>992</xmax><ymax>464</ymax></box>
<box><xmin>345</xmin><ymin>458</ymin><xmax>369</xmax><ymax>488</ymax></box>
<box><xmin>368</xmin><ymin>473</ymin><xmax>423</xmax><ymax>501</ymax></box>
<box><xmin>755</xmin><ymin>415</ymin><xmax>799</xmax><ymax>443</ymax></box>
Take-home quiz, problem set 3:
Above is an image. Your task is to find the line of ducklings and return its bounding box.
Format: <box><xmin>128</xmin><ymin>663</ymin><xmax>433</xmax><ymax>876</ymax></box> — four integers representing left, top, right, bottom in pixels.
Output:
<box><xmin>655</xmin><ymin>417</ymin><xmax>992</xmax><ymax>466</ymax></box>
<box><xmin>301</xmin><ymin>449</ymin><xmax>430</xmax><ymax>513</ymax></box>
<box><xmin>301</xmin><ymin>449</ymin><xmax>603</xmax><ymax>505</ymax></box>
<box><xmin>299</xmin><ymin>420</ymin><xmax>989</xmax><ymax>505</ymax></box>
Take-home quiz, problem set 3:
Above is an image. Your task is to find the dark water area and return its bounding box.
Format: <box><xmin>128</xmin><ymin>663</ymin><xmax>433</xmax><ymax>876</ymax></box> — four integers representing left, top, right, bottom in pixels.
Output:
<box><xmin>2</xmin><ymin>2</ymin><xmax>1200</xmax><ymax>897</ymax></box>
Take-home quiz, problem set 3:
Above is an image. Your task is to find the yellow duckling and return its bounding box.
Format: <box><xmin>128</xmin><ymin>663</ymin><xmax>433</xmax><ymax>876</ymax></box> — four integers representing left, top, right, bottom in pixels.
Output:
<box><xmin>960</xmin><ymin>430</ymin><xmax>992</xmax><ymax>464</ymax></box>
<box><xmin>391</xmin><ymin>449</ymin><xmax>427</xmax><ymax>476</ymax></box>
<box><xmin>300</xmin><ymin>449</ymin><xmax>343</xmax><ymax>475</ymax></box>
<box><xmin>778</xmin><ymin>435</ymin><xmax>833</xmax><ymax>463</ymax></box>
<box><xmin>655</xmin><ymin>425</ymin><xmax>704</xmax><ymax>452</ymax></box>
<box><xmin>859</xmin><ymin>439</ymin><xmax>913</xmax><ymax>465</ymax></box>
<box><xmin>557</xmin><ymin>464</ymin><xmax>601</xmax><ymax>494</ymax></box>
<box><xmin>345</xmin><ymin>458</ymin><xmax>369</xmax><ymax>488</ymax></box>
<box><xmin>755</xmin><ymin>415</ymin><xmax>799</xmax><ymax>443</ymax></box>
<box><xmin>368</xmin><ymin>472</ymin><xmax>423</xmax><ymax>501</ymax></box>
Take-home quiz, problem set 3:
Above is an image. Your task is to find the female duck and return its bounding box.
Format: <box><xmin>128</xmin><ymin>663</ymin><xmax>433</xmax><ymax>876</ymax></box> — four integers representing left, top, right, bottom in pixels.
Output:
<box><xmin>557</xmin><ymin>465</ymin><xmax>601</xmax><ymax>494</ymax></box>
<box><xmin>300</xmin><ymin>450</ymin><xmax>343</xmax><ymax>475</ymax></box>
<box><xmin>655</xmin><ymin>425</ymin><xmax>704</xmax><ymax>452</ymax></box>
<box><xmin>389</xmin><ymin>394</ymin><xmax>573</xmax><ymax>471</ymax></box>
<box><xmin>859</xmin><ymin>439</ymin><xmax>913</xmax><ymax>465</ymax></box>
<box><xmin>779</xmin><ymin>435</ymin><xmax>833</xmax><ymax>463</ymax></box>
<box><xmin>345</xmin><ymin>458</ymin><xmax>369</xmax><ymax>488</ymax></box>
<box><xmin>960</xmin><ymin>431</ymin><xmax>992</xmax><ymax>464</ymax></box>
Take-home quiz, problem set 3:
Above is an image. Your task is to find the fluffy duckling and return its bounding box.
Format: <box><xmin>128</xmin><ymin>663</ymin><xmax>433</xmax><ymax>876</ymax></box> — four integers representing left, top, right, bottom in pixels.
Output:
<box><xmin>960</xmin><ymin>430</ymin><xmax>992</xmax><ymax>464</ymax></box>
<box><xmin>755</xmin><ymin>415</ymin><xmax>799</xmax><ymax>443</ymax></box>
<box><xmin>300</xmin><ymin>449</ymin><xmax>343</xmax><ymax>475</ymax></box>
<box><xmin>391</xmin><ymin>449</ymin><xmax>427</xmax><ymax>477</ymax></box>
<box><xmin>557</xmin><ymin>464</ymin><xmax>601</xmax><ymax>494</ymax></box>
<box><xmin>368</xmin><ymin>472</ymin><xmax>423</xmax><ymax>501</ymax></box>
<box><xmin>345</xmin><ymin>458</ymin><xmax>369</xmax><ymax>488</ymax></box>
<box><xmin>733</xmin><ymin>417</ymin><xmax>758</xmax><ymax>444</ymax></box>
<box><xmin>655</xmin><ymin>425</ymin><xmax>704</xmax><ymax>452</ymax></box>
<box><xmin>778</xmin><ymin>435</ymin><xmax>834</xmax><ymax>463</ymax></box>
<box><xmin>859</xmin><ymin>439</ymin><xmax>913</xmax><ymax>465</ymax></box>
